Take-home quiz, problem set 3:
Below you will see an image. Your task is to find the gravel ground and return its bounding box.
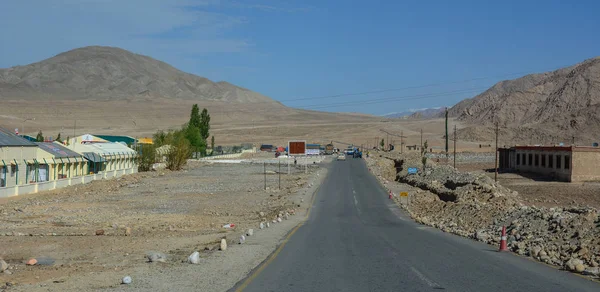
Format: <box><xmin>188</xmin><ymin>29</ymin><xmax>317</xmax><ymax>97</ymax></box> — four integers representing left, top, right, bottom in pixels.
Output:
<box><xmin>0</xmin><ymin>158</ymin><xmax>331</xmax><ymax>291</ymax></box>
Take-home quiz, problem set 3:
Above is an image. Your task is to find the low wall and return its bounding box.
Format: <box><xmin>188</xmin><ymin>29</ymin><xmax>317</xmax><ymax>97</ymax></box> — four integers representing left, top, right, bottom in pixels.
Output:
<box><xmin>198</xmin><ymin>153</ymin><xmax>243</xmax><ymax>160</ymax></box>
<box><xmin>0</xmin><ymin>167</ymin><xmax>138</xmax><ymax>198</ymax></box>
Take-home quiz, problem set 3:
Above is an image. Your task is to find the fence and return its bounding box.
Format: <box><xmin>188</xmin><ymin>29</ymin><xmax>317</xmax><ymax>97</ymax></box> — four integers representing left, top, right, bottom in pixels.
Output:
<box><xmin>0</xmin><ymin>167</ymin><xmax>137</xmax><ymax>198</ymax></box>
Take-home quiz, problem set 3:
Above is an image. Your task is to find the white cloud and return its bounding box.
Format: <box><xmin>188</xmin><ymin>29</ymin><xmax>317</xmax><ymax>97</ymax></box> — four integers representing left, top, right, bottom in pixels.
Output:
<box><xmin>0</xmin><ymin>0</ymin><xmax>252</xmax><ymax>68</ymax></box>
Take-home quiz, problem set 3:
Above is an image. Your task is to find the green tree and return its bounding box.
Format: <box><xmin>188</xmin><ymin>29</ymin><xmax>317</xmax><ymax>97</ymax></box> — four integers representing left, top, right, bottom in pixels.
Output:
<box><xmin>210</xmin><ymin>136</ymin><xmax>215</xmax><ymax>155</ymax></box>
<box><xmin>153</xmin><ymin>130</ymin><xmax>167</xmax><ymax>147</ymax></box>
<box><xmin>380</xmin><ymin>138</ymin><xmax>384</xmax><ymax>149</ymax></box>
<box><xmin>200</xmin><ymin>108</ymin><xmax>210</xmax><ymax>141</ymax></box>
<box><xmin>185</xmin><ymin>124</ymin><xmax>206</xmax><ymax>158</ymax></box>
<box><xmin>55</xmin><ymin>133</ymin><xmax>62</xmax><ymax>143</ymax></box>
<box><xmin>36</xmin><ymin>130</ymin><xmax>44</xmax><ymax>142</ymax></box>
<box><xmin>189</xmin><ymin>104</ymin><xmax>201</xmax><ymax>129</ymax></box>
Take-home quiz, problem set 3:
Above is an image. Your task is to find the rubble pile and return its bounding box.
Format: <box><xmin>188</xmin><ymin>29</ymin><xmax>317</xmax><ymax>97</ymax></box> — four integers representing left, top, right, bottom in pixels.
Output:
<box><xmin>367</xmin><ymin>151</ymin><xmax>600</xmax><ymax>277</ymax></box>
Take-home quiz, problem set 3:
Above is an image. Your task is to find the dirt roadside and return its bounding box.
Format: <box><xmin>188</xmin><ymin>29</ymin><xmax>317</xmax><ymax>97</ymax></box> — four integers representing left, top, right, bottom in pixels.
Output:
<box><xmin>0</xmin><ymin>158</ymin><xmax>330</xmax><ymax>291</ymax></box>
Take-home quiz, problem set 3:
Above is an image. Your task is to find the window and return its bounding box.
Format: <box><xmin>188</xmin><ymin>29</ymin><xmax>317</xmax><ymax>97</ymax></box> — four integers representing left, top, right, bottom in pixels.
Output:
<box><xmin>522</xmin><ymin>154</ymin><xmax>526</xmax><ymax>166</ymax></box>
<box><xmin>528</xmin><ymin>154</ymin><xmax>533</xmax><ymax>166</ymax></box>
<box><xmin>0</xmin><ymin>166</ymin><xmax>6</xmax><ymax>187</ymax></box>
<box><xmin>548</xmin><ymin>154</ymin><xmax>553</xmax><ymax>168</ymax></box>
<box><xmin>556</xmin><ymin>155</ymin><xmax>562</xmax><ymax>169</ymax></box>
<box><xmin>10</xmin><ymin>165</ymin><xmax>16</xmax><ymax>177</ymax></box>
<box><xmin>564</xmin><ymin>156</ymin><xmax>570</xmax><ymax>169</ymax></box>
<box><xmin>516</xmin><ymin>153</ymin><xmax>521</xmax><ymax>165</ymax></box>
<box><xmin>541</xmin><ymin>155</ymin><xmax>546</xmax><ymax>167</ymax></box>
<box><xmin>534</xmin><ymin>154</ymin><xmax>539</xmax><ymax>166</ymax></box>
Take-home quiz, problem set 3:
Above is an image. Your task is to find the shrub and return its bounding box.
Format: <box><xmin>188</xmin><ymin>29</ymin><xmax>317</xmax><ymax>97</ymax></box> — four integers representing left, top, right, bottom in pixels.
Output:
<box><xmin>138</xmin><ymin>144</ymin><xmax>157</xmax><ymax>172</ymax></box>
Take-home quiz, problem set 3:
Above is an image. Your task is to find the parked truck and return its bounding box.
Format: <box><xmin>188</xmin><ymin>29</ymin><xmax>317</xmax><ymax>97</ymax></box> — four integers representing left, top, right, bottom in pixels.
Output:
<box><xmin>325</xmin><ymin>144</ymin><xmax>334</xmax><ymax>155</ymax></box>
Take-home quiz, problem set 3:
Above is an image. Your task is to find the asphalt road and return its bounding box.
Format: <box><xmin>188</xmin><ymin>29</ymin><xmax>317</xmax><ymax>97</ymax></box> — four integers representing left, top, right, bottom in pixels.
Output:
<box><xmin>232</xmin><ymin>157</ymin><xmax>599</xmax><ymax>292</ymax></box>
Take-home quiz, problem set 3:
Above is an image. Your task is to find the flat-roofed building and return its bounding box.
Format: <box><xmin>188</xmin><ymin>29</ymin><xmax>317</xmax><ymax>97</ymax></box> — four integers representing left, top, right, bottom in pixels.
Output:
<box><xmin>498</xmin><ymin>145</ymin><xmax>600</xmax><ymax>182</ymax></box>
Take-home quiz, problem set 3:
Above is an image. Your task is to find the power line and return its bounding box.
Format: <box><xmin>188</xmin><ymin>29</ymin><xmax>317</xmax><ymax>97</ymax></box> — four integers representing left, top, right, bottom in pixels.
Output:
<box><xmin>1</xmin><ymin>86</ymin><xmax>487</xmax><ymax>118</ymax></box>
<box><xmin>277</xmin><ymin>64</ymin><xmax>572</xmax><ymax>104</ymax></box>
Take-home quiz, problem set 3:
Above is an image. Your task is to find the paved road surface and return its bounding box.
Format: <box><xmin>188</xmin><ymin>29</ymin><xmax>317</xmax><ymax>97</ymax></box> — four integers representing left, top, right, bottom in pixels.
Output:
<box><xmin>232</xmin><ymin>158</ymin><xmax>599</xmax><ymax>292</ymax></box>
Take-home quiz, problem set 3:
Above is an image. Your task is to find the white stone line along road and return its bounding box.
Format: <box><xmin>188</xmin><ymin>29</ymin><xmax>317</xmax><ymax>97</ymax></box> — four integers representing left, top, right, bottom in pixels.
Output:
<box><xmin>230</xmin><ymin>157</ymin><xmax>600</xmax><ymax>292</ymax></box>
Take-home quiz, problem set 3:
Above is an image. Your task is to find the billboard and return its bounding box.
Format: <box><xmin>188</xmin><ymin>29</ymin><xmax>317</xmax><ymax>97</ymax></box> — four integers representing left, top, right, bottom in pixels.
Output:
<box><xmin>288</xmin><ymin>140</ymin><xmax>306</xmax><ymax>155</ymax></box>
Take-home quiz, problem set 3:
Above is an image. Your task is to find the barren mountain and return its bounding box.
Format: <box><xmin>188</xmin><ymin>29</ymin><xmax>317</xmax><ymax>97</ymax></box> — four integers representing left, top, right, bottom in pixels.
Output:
<box><xmin>0</xmin><ymin>46</ymin><xmax>277</xmax><ymax>104</ymax></box>
<box><xmin>408</xmin><ymin>107</ymin><xmax>446</xmax><ymax>119</ymax></box>
<box><xmin>449</xmin><ymin>57</ymin><xmax>600</xmax><ymax>144</ymax></box>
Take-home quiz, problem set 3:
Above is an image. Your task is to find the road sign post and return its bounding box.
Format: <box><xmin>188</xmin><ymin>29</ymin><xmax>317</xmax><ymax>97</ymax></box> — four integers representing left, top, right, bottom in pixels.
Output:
<box><xmin>288</xmin><ymin>140</ymin><xmax>307</xmax><ymax>175</ymax></box>
<box><xmin>400</xmin><ymin>192</ymin><xmax>409</xmax><ymax>206</ymax></box>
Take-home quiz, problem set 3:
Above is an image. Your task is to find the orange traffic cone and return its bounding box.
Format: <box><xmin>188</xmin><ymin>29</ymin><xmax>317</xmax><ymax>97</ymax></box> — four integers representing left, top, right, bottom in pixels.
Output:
<box><xmin>499</xmin><ymin>226</ymin><xmax>508</xmax><ymax>252</ymax></box>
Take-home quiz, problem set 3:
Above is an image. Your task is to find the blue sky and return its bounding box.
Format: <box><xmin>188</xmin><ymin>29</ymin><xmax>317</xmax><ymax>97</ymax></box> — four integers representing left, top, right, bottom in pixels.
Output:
<box><xmin>1</xmin><ymin>0</ymin><xmax>599</xmax><ymax>115</ymax></box>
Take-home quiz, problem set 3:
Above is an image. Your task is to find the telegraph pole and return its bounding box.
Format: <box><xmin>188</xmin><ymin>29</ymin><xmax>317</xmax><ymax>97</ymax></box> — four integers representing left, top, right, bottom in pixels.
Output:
<box><xmin>495</xmin><ymin>123</ymin><xmax>499</xmax><ymax>182</ymax></box>
<box><xmin>400</xmin><ymin>131</ymin><xmax>404</xmax><ymax>154</ymax></box>
<box><xmin>445</xmin><ymin>108</ymin><xmax>449</xmax><ymax>159</ymax></box>
<box><xmin>453</xmin><ymin>125</ymin><xmax>457</xmax><ymax>169</ymax></box>
<box><xmin>387</xmin><ymin>133</ymin><xmax>389</xmax><ymax>151</ymax></box>
<box><xmin>420</xmin><ymin>128</ymin><xmax>423</xmax><ymax>153</ymax></box>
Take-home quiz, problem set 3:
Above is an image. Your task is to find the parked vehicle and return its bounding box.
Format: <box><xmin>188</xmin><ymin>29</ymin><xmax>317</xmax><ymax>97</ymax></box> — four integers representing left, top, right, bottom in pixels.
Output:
<box><xmin>325</xmin><ymin>144</ymin><xmax>334</xmax><ymax>155</ymax></box>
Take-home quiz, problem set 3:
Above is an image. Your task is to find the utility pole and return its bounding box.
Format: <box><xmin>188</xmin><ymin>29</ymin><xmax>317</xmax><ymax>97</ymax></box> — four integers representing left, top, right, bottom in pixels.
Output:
<box><xmin>420</xmin><ymin>128</ymin><xmax>423</xmax><ymax>154</ymax></box>
<box><xmin>73</xmin><ymin>120</ymin><xmax>76</xmax><ymax>138</ymax></box>
<box><xmin>453</xmin><ymin>125</ymin><xmax>457</xmax><ymax>169</ymax></box>
<box><xmin>445</xmin><ymin>108</ymin><xmax>449</xmax><ymax>159</ymax></box>
<box><xmin>278</xmin><ymin>160</ymin><xmax>281</xmax><ymax>190</ymax></box>
<box><xmin>387</xmin><ymin>133</ymin><xmax>389</xmax><ymax>151</ymax></box>
<box><xmin>400</xmin><ymin>131</ymin><xmax>404</xmax><ymax>154</ymax></box>
<box><xmin>495</xmin><ymin>122</ymin><xmax>499</xmax><ymax>182</ymax></box>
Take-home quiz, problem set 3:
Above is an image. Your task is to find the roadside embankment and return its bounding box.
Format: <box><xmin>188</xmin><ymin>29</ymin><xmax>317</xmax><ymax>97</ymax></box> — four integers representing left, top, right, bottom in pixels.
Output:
<box><xmin>366</xmin><ymin>151</ymin><xmax>600</xmax><ymax>279</ymax></box>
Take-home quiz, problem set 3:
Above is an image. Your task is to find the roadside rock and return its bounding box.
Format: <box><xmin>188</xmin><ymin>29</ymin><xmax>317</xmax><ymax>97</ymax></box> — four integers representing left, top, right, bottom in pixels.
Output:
<box><xmin>566</xmin><ymin>258</ymin><xmax>584</xmax><ymax>271</ymax></box>
<box><xmin>475</xmin><ymin>230</ymin><xmax>489</xmax><ymax>242</ymax></box>
<box><xmin>582</xmin><ymin>267</ymin><xmax>600</xmax><ymax>277</ymax></box>
<box><xmin>0</xmin><ymin>260</ymin><xmax>7</xmax><ymax>271</ymax></box>
<box><xmin>122</xmin><ymin>276</ymin><xmax>132</xmax><ymax>284</ymax></box>
<box><xmin>95</xmin><ymin>229</ymin><xmax>105</xmax><ymax>236</ymax></box>
<box><xmin>575</xmin><ymin>264</ymin><xmax>586</xmax><ymax>273</ymax></box>
<box><xmin>247</xmin><ymin>229</ymin><xmax>254</xmax><ymax>236</ymax></box>
<box><xmin>188</xmin><ymin>252</ymin><xmax>200</xmax><ymax>264</ymax></box>
<box><xmin>239</xmin><ymin>235</ymin><xmax>245</xmax><ymax>244</ymax></box>
<box><xmin>125</xmin><ymin>227</ymin><xmax>132</xmax><ymax>236</ymax></box>
<box><xmin>531</xmin><ymin>246</ymin><xmax>542</xmax><ymax>258</ymax></box>
<box><xmin>220</xmin><ymin>239</ymin><xmax>227</xmax><ymax>251</ymax></box>
<box><xmin>26</xmin><ymin>258</ymin><xmax>37</xmax><ymax>265</ymax></box>
<box><xmin>146</xmin><ymin>251</ymin><xmax>167</xmax><ymax>263</ymax></box>
<box><xmin>259</xmin><ymin>222</ymin><xmax>264</xmax><ymax>229</ymax></box>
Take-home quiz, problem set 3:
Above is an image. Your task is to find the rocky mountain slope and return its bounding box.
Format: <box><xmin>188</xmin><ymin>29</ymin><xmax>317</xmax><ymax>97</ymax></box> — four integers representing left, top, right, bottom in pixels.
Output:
<box><xmin>0</xmin><ymin>46</ymin><xmax>277</xmax><ymax>103</ymax></box>
<box><xmin>449</xmin><ymin>57</ymin><xmax>600</xmax><ymax>144</ymax></box>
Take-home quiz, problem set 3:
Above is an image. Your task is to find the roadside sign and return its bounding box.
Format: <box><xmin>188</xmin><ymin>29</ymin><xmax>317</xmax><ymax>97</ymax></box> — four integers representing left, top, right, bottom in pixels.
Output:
<box><xmin>400</xmin><ymin>192</ymin><xmax>408</xmax><ymax>197</ymax></box>
<box><xmin>407</xmin><ymin>167</ymin><xmax>418</xmax><ymax>174</ymax></box>
<box><xmin>288</xmin><ymin>140</ymin><xmax>306</xmax><ymax>156</ymax></box>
